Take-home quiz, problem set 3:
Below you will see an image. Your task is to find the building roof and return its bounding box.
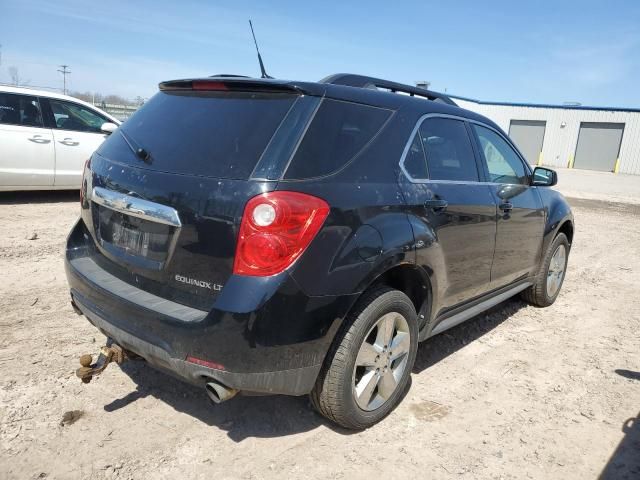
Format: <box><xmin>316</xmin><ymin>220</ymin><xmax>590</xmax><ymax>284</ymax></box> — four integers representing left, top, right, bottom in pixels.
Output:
<box><xmin>448</xmin><ymin>94</ymin><xmax>640</xmax><ymax>114</ymax></box>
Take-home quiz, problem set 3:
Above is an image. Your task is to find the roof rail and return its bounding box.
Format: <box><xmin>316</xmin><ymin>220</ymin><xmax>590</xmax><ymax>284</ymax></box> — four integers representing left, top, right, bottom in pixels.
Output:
<box><xmin>320</xmin><ymin>73</ymin><xmax>457</xmax><ymax>106</ymax></box>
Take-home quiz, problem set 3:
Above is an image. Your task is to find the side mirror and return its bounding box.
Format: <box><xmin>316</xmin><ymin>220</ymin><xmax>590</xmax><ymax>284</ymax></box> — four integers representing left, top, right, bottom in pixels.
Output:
<box><xmin>100</xmin><ymin>122</ymin><xmax>118</xmax><ymax>135</ymax></box>
<box><xmin>532</xmin><ymin>167</ymin><xmax>557</xmax><ymax>187</ymax></box>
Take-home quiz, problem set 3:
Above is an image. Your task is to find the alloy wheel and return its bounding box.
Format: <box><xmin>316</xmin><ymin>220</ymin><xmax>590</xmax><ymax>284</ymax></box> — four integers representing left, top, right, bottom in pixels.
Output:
<box><xmin>352</xmin><ymin>312</ymin><xmax>411</xmax><ymax>411</ymax></box>
<box><xmin>546</xmin><ymin>244</ymin><xmax>567</xmax><ymax>298</ymax></box>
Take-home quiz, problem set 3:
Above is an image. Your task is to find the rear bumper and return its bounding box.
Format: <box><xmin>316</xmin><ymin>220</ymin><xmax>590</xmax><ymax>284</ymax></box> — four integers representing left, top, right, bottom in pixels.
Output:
<box><xmin>71</xmin><ymin>291</ymin><xmax>322</xmax><ymax>394</ymax></box>
<box><xmin>65</xmin><ymin>222</ymin><xmax>357</xmax><ymax>396</ymax></box>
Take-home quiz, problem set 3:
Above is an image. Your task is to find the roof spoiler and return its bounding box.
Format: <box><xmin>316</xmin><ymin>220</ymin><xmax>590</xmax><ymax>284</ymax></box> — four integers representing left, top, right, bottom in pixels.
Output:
<box><xmin>321</xmin><ymin>73</ymin><xmax>457</xmax><ymax>106</ymax></box>
<box><xmin>158</xmin><ymin>77</ymin><xmax>306</xmax><ymax>94</ymax></box>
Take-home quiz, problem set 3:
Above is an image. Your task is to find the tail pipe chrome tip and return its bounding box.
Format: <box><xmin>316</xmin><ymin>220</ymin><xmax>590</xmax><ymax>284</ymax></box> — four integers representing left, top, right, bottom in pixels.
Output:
<box><xmin>205</xmin><ymin>381</ymin><xmax>238</xmax><ymax>404</ymax></box>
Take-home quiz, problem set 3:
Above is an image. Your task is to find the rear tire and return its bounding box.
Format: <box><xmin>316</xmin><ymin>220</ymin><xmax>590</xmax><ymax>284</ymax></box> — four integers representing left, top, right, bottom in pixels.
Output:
<box><xmin>521</xmin><ymin>233</ymin><xmax>569</xmax><ymax>307</ymax></box>
<box><xmin>310</xmin><ymin>286</ymin><xmax>418</xmax><ymax>429</ymax></box>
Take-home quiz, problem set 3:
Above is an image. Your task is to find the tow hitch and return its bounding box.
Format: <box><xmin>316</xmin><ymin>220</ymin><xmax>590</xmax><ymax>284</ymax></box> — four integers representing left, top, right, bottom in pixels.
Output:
<box><xmin>76</xmin><ymin>344</ymin><xmax>128</xmax><ymax>383</ymax></box>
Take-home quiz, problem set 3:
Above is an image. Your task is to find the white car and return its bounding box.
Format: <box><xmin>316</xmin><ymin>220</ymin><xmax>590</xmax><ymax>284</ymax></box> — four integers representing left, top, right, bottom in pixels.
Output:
<box><xmin>0</xmin><ymin>85</ymin><xmax>121</xmax><ymax>191</ymax></box>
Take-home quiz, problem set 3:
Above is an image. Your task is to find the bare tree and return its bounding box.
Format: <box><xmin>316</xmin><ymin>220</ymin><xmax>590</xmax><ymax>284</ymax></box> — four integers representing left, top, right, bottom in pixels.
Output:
<box><xmin>8</xmin><ymin>66</ymin><xmax>30</xmax><ymax>86</ymax></box>
<box><xmin>70</xmin><ymin>91</ymin><xmax>93</xmax><ymax>103</ymax></box>
<box><xmin>70</xmin><ymin>91</ymin><xmax>139</xmax><ymax>106</ymax></box>
<box><xmin>103</xmin><ymin>94</ymin><xmax>130</xmax><ymax>105</ymax></box>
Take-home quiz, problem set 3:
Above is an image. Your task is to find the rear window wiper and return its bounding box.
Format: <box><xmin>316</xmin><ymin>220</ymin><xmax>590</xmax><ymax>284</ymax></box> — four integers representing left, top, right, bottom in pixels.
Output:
<box><xmin>119</xmin><ymin>129</ymin><xmax>152</xmax><ymax>164</ymax></box>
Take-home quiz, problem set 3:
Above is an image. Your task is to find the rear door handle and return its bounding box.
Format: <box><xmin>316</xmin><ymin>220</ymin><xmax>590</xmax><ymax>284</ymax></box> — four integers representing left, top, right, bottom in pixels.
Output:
<box><xmin>424</xmin><ymin>199</ymin><xmax>448</xmax><ymax>212</ymax></box>
<box><xmin>499</xmin><ymin>201</ymin><xmax>513</xmax><ymax>212</ymax></box>
<box><xmin>28</xmin><ymin>135</ymin><xmax>51</xmax><ymax>144</ymax></box>
<box><xmin>59</xmin><ymin>138</ymin><xmax>79</xmax><ymax>146</ymax></box>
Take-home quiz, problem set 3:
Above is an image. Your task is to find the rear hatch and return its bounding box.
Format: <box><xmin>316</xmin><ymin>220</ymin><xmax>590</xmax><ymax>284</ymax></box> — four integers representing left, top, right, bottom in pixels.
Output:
<box><xmin>83</xmin><ymin>81</ymin><xmax>313</xmax><ymax>310</ymax></box>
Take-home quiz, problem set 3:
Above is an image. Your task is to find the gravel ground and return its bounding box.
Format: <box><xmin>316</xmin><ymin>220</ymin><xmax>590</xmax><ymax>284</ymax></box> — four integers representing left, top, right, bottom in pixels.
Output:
<box><xmin>1</xmin><ymin>191</ymin><xmax>639</xmax><ymax>480</ymax></box>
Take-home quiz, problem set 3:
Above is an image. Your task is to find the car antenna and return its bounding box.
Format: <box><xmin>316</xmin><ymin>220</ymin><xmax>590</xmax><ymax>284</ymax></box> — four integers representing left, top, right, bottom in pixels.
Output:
<box><xmin>248</xmin><ymin>20</ymin><xmax>272</xmax><ymax>79</ymax></box>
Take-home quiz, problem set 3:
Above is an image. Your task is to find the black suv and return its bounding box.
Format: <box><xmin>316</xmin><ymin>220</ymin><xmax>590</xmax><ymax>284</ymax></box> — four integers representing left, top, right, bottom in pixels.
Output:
<box><xmin>65</xmin><ymin>74</ymin><xmax>573</xmax><ymax>429</ymax></box>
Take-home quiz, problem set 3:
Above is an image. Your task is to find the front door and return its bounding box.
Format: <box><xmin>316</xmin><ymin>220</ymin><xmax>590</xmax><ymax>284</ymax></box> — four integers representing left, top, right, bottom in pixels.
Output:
<box><xmin>0</xmin><ymin>92</ymin><xmax>54</xmax><ymax>187</ymax></box>
<box><xmin>470</xmin><ymin>123</ymin><xmax>545</xmax><ymax>288</ymax></box>
<box><xmin>45</xmin><ymin>98</ymin><xmax>111</xmax><ymax>187</ymax></box>
<box><xmin>399</xmin><ymin>116</ymin><xmax>497</xmax><ymax>314</ymax></box>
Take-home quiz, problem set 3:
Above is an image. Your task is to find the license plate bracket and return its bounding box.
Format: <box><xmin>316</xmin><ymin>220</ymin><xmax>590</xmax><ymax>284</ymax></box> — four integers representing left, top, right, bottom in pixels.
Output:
<box><xmin>96</xmin><ymin>205</ymin><xmax>174</xmax><ymax>263</ymax></box>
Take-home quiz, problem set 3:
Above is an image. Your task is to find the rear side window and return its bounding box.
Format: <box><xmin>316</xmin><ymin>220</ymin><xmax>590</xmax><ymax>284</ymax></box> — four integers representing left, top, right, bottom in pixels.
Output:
<box><xmin>97</xmin><ymin>91</ymin><xmax>297</xmax><ymax>179</ymax></box>
<box><xmin>418</xmin><ymin>118</ymin><xmax>479</xmax><ymax>182</ymax></box>
<box><xmin>283</xmin><ymin>99</ymin><xmax>391</xmax><ymax>179</ymax></box>
<box><xmin>0</xmin><ymin>93</ymin><xmax>44</xmax><ymax>127</ymax></box>
<box><xmin>403</xmin><ymin>133</ymin><xmax>429</xmax><ymax>180</ymax></box>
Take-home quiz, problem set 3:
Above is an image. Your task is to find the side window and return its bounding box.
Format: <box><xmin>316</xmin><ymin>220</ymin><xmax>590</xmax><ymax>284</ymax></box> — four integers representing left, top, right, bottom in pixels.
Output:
<box><xmin>0</xmin><ymin>93</ymin><xmax>44</xmax><ymax>127</ymax></box>
<box><xmin>49</xmin><ymin>99</ymin><xmax>108</xmax><ymax>133</ymax></box>
<box><xmin>403</xmin><ymin>133</ymin><xmax>429</xmax><ymax>179</ymax></box>
<box><xmin>473</xmin><ymin>124</ymin><xmax>529</xmax><ymax>185</ymax></box>
<box><xmin>283</xmin><ymin>99</ymin><xmax>391</xmax><ymax>179</ymax></box>
<box><xmin>419</xmin><ymin>118</ymin><xmax>479</xmax><ymax>182</ymax></box>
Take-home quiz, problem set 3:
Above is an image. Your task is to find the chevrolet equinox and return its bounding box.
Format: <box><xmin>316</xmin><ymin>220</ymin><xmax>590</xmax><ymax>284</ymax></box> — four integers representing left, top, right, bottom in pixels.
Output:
<box><xmin>65</xmin><ymin>74</ymin><xmax>574</xmax><ymax>429</ymax></box>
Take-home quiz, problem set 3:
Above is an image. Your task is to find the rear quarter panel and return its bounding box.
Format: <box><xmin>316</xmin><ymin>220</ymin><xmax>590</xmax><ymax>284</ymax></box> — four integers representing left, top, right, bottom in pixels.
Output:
<box><xmin>283</xmin><ymin>109</ymin><xmax>418</xmax><ymax>297</ymax></box>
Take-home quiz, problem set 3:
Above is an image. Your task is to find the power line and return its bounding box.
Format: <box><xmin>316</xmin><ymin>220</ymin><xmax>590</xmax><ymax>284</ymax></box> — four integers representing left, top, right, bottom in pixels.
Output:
<box><xmin>57</xmin><ymin>64</ymin><xmax>71</xmax><ymax>94</ymax></box>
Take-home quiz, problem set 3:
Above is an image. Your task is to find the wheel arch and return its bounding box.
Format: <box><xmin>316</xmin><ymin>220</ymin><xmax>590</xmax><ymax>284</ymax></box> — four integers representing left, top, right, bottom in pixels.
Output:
<box><xmin>351</xmin><ymin>263</ymin><xmax>433</xmax><ymax>332</ymax></box>
<box><xmin>557</xmin><ymin>219</ymin><xmax>574</xmax><ymax>246</ymax></box>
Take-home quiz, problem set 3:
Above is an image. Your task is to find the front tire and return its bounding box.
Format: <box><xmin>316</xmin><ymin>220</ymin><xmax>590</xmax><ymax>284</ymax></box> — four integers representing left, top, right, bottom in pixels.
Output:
<box><xmin>521</xmin><ymin>232</ymin><xmax>570</xmax><ymax>307</ymax></box>
<box><xmin>310</xmin><ymin>286</ymin><xmax>418</xmax><ymax>429</ymax></box>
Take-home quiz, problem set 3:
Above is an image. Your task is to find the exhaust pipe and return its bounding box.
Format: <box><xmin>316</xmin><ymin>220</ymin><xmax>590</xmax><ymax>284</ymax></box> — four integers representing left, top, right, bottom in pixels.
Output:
<box><xmin>205</xmin><ymin>381</ymin><xmax>238</xmax><ymax>404</ymax></box>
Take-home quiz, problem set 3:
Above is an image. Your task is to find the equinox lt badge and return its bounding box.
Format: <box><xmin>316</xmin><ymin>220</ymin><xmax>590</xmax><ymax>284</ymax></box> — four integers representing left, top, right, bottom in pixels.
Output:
<box><xmin>175</xmin><ymin>274</ymin><xmax>222</xmax><ymax>291</ymax></box>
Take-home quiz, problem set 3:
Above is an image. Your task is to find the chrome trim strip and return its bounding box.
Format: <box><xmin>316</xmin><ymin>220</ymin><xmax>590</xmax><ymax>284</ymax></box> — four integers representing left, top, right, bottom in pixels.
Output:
<box><xmin>92</xmin><ymin>186</ymin><xmax>182</xmax><ymax>227</ymax></box>
<box><xmin>429</xmin><ymin>282</ymin><xmax>531</xmax><ymax>337</ymax></box>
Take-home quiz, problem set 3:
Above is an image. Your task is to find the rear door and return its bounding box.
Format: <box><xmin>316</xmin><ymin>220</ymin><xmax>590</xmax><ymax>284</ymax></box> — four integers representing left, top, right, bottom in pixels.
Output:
<box><xmin>44</xmin><ymin>98</ymin><xmax>113</xmax><ymax>188</ymax></box>
<box><xmin>399</xmin><ymin>115</ymin><xmax>497</xmax><ymax>311</ymax></box>
<box><xmin>83</xmin><ymin>87</ymin><xmax>305</xmax><ymax>310</ymax></box>
<box><xmin>0</xmin><ymin>92</ymin><xmax>54</xmax><ymax>187</ymax></box>
<box><xmin>470</xmin><ymin>123</ymin><xmax>545</xmax><ymax>288</ymax></box>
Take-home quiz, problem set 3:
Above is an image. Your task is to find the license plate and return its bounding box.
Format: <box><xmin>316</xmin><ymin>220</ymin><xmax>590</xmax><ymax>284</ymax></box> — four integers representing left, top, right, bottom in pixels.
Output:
<box><xmin>112</xmin><ymin>221</ymin><xmax>150</xmax><ymax>256</ymax></box>
<box><xmin>97</xmin><ymin>205</ymin><xmax>172</xmax><ymax>262</ymax></box>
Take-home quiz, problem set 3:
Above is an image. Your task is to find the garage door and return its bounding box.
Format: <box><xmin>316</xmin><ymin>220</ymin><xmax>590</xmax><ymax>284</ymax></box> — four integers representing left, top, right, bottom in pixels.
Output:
<box><xmin>574</xmin><ymin>122</ymin><xmax>624</xmax><ymax>172</ymax></box>
<box><xmin>508</xmin><ymin>120</ymin><xmax>546</xmax><ymax>166</ymax></box>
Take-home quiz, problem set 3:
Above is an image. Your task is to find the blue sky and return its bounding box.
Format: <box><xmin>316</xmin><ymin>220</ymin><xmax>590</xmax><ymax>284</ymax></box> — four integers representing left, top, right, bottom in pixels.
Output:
<box><xmin>1</xmin><ymin>0</ymin><xmax>639</xmax><ymax>107</ymax></box>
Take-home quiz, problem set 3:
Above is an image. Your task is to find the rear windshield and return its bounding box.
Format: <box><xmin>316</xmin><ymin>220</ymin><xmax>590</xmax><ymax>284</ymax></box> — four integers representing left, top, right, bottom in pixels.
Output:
<box><xmin>97</xmin><ymin>91</ymin><xmax>296</xmax><ymax>179</ymax></box>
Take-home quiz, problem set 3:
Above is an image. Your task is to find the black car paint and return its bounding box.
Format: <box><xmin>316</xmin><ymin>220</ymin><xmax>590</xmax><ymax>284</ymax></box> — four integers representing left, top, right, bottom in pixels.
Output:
<box><xmin>65</xmin><ymin>76</ymin><xmax>573</xmax><ymax>395</ymax></box>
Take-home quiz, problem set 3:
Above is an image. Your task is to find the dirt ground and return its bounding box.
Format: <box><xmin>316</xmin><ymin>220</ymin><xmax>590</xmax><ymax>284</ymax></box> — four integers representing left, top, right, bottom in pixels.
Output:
<box><xmin>1</xmin><ymin>191</ymin><xmax>639</xmax><ymax>480</ymax></box>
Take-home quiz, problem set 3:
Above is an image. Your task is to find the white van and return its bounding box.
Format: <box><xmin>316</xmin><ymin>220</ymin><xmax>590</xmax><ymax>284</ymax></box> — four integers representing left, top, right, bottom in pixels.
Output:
<box><xmin>0</xmin><ymin>85</ymin><xmax>121</xmax><ymax>191</ymax></box>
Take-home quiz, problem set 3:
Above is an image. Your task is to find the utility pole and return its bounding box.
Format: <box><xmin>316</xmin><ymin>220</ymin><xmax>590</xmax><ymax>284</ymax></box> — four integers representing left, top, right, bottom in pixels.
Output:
<box><xmin>58</xmin><ymin>65</ymin><xmax>71</xmax><ymax>94</ymax></box>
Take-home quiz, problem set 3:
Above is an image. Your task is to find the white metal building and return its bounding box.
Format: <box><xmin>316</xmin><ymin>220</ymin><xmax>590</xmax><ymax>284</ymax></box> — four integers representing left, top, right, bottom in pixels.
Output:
<box><xmin>451</xmin><ymin>95</ymin><xmax>640</xmax><ymax>175</ymax></box>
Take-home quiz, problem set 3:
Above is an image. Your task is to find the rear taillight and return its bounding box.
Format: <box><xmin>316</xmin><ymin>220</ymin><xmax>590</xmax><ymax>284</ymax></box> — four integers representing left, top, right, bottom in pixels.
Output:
<box><xmin>80</xmin><ymin>158</ymin><xmax>91</xmax><ymax>205</ymax></box>
<box><xmin>233</xmin><ymin>191</ymin><xmax>330</xmax><ymax>276</ymax></box>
